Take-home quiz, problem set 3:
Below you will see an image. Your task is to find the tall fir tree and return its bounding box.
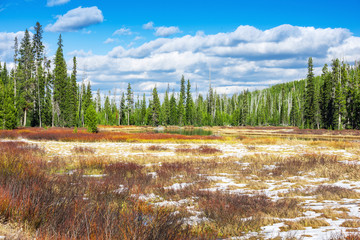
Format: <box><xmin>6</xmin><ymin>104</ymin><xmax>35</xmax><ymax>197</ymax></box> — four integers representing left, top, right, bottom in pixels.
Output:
<box><xmin>32</xmin><ymin>22</ymin><xmax>45</xmax><ymax>127</ymax></box>
<box><xmin>53</xmin><ymin>35</ymin><xmax>67</xmax><ymax>126</ymax></box>
<box><xmin>304</xmin><ymin>57</ymin><xmax>315</xmax><ymax>128</ymax></box>
<box><xmin>18</xmin><ymin>29</ymin><xmax>35</xmax><ymax>126</ymax></box>
<box><xmin>185</xmin><ymin>79</ymin><xmax>194</xmax><ymax>125</ymax></box>
<box><xmin>151</xmin><ymin>86</ymin><xmax>161</xmax><ymax>126</ymax></box>
<box><xmin>69</xmin><ymin>57</ymin><xmax>78</xmax><ymax>126</ymax></box>
<box><xmin>126</xmin><ymin>83</ymin><xmax>133</xmax><ymax>125</ymax></box>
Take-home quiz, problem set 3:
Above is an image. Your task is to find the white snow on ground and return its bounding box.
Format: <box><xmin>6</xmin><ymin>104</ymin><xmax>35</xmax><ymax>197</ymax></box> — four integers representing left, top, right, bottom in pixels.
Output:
<box><xmin>3</xmin><ymin>137</ymin><xmax>360</xmax><ymax>239</ymax></box>
<box><xmin>164</xmin><ymin>182</ymin><xmax>193</xmax><ymax>190</ymax></box>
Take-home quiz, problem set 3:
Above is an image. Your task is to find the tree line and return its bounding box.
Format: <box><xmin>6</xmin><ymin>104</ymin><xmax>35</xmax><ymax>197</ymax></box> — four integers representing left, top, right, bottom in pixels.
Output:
<box><xmin>0</xmin><ymin>22</ymin><xmax>359</xmax><ymax>131</ymax></box>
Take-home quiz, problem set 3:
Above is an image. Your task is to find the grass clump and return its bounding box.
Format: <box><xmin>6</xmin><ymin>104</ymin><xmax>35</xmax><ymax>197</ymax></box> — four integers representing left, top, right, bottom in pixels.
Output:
<box><xmin>71</xmin><ymin>146</ymin><xmax>96</xmax><ymax>154</ymax></box>
<box><xmin>280</xmin><ymin>218</ymin><xmax>329</xmax><ymax>231</ymax></box>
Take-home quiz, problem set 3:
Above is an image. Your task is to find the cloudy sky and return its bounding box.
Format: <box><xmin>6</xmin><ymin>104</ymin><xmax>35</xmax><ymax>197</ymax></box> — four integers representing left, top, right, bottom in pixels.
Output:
<box><xmin>1</xmin><ymin>0</ymin><xmax>360</xmax><ymax>97</ymax></box>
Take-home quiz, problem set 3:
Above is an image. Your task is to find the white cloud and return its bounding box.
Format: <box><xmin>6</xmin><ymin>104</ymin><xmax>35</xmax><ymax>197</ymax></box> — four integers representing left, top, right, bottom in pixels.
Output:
<box><xmin>0</xmin><ymin>31</ymin><xmax>27</xmax><ymax>62</ymax></box>
<box><xmin>60</xmin><ymin>25</ymin><xmax>360</xmax><ymax>97</ymax></box>
<box><xmin>47</xmin><ymin>0</ymin><xmax>70</xmax><ymax>7</ymax></box>
<box><xmin>113</xmin><ymin>27</ymin><xmax>132</xmax><ymax>36</ymax></box>
<box><xmin>45</xmin><ymin>6</ymin><xmax>103</xmax><ymax>32</ymax></box>
<box><xmin>67</xmin><ymin>49</ymin><xmax>93</xmax><ymax>57</ymax></box>
<box><xmin>154</xmin><ymin>26</ymin><xmax>181</xmax><ymax>37</ymax></box>
<box><xmin>143</xmin><ymin>21</ymin><xmax>154</xmax><ymax>30</ymax></box>
<box><xmin>104</xmin><ymin>38</ymin><xmax>116</xmax><ymax>44</ymax></box>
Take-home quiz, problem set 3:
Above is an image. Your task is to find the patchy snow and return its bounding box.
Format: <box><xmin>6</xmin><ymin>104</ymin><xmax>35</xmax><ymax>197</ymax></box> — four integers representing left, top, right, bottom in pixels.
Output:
<box><xmin>164</xmin><ymin>182</ymin><xmax>193</xmax><ymax>190</ymax></box>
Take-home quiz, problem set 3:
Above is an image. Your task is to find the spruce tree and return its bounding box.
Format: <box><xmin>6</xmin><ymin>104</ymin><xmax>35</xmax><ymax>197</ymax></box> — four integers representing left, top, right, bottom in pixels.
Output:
<box><xmin>33</xmin><ymin>22</ymin><xmax>45</xmax><ymax>127</ymax></box>
<box><xmin>53</xmin><ymin>35</ymin><xmax>67</xmax><ymax>126</ymax></box>
<box><xmin>163</xmin><ymin>87</ymin><xmax>170</xmax><ymax>125</ymax></box>
<box><xmin>68</xmin><ymin>57</ymin><xmax>78</xmax><ymax>126</ymax></box>
<box><xmin>185</xmin><ymin>79</ymin><xmax>194</xmax><ymax>125</ymax></box>
<box><xmin>140</xmin><ymin>93</ymin><xmax>146</xmax><ymax>125</ymax></box>
<box><xmin>126</xmin><ymin>83</ymin><xmax>133</xmax><ymax>125</ymax></box>
<box><xmin>151</xmin><ymin>86</ymin><xmax>161</xmax><ymax>126</ymax></box>
<box><xmin>18</xmin><ymin>29</ymin><xmax>35</xmax><ymax>126</ymax></box>
<box><xmin>178</xmin><ymin>76</ymin><xmax>186</xmax><ymax>125</ymax></box>
<box><xmin>304</xmin><ymin>57</ymin><xmax>315</xmax><ymax>128</ymax></box>
<box><xmin>169</xmin><ymin>91</ymin><xmax>177</xmax><ymax>125</ymax></box>
<box><xmin>3</xmin><ymin>84</ymin><xmax>17</xmax><ymax>129</ymax></box>
<box><xmin>85</xmin><ymin>103</ymin><xmax>97</xmax><ymax>133</ymax></box>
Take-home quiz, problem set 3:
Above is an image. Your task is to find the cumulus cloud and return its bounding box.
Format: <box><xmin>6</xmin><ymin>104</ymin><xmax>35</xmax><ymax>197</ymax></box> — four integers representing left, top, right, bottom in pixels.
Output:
<box><xmin>113</xmin><ymin>27</ymin><xmax>132</xmax><ymax>36</ymax></box>
<box><xmin>67</xmin><ymin>25</ymin><xmax>360</xmax><ymax>97</ymax></box>
<box><xmin>0</xmin><ymin>31</ymin><xmax>27</xmax><ymax>62</ymax></box>
<box><xmin>47</xmin><ymin>0</ymin><xmax>70</xmax><ymax>7</ymax></box>
<box><xmin>154</xmin><ymin>26</ymin><xmax>181</xmax><ymax>37</ymax></box>
<box><xmin>104</xmin><ymin>38</ymin><xmax>116</xmax><ymax>44</ymax></box>
<box><xmin>67</xmin><ymin>49</ymin><xmax>93</xmax><ymax>57</ymax></box>
<box><xmin>45</xmin><ymin>6</ymin><xmax>103</xmax><ymax>32</ymax></box>
<box><xmin>143</xmin><ymin>21</ymin><xmax>154</xmax><ymax>30</ymax></box>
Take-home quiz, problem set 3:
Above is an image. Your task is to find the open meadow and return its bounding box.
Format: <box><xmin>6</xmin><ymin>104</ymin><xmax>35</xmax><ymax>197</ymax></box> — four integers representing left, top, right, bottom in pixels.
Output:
<box><xmin>1</xmin><ymin>126</ymin><xmax>360</xmax><ymax>239</ymax></box>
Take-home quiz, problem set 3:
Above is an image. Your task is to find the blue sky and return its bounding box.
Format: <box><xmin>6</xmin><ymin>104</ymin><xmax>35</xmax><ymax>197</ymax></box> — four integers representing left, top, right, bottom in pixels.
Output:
<box><xmin>1</xmin><ymin>0</ymin><xmax>360</xmax><ymax>97</ymax></box>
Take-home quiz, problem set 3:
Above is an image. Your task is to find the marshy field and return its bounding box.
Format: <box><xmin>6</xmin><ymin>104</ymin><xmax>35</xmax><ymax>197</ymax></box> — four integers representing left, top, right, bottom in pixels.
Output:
<box><xmin>1</xmin><ymin>126</ymin><xmax>360</xmax><ymax>239</ymax></box>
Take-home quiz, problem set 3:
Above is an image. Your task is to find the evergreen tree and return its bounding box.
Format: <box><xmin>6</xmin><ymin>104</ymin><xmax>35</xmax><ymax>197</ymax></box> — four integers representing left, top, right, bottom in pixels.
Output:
<box><xmin>140</xmin><ymin>93</ymin><xmax>146</xmax><ymax>125</ymax></box>
<box><xmin>85</xmin><ymin>103</ymin><xmax>97</xmax><ymax>133</ymax></box>
<box><xmin>169</xmin><ymin>91</ymin><xmax>177</xmax><ymax>125</ymax></box>
<box><xmin>185</xmin><ymin>79</ymin><xmax>194</xmax><ymax>125</ymax></box>
<box><xmin>33</xmin><ymin>22</ymin><xmax>45</xmax><ymax>127</ymax></box>
<box><xmin>178</xmin><ymin>76</ymin><xmax>186</xmax><ymax>125</ymax></box>
<box><xmin>162</xmin><ymin>87</ymin><xmax>170</xmax><ymax>125</ymax></box>
<box><xmin>3</xmin><ymin>84</ymin><xmax>17</xmax><ymax>129</ymax></box>
<box><xmin>119</xmin><ymin>92</ymin><xmax>126</xmax><ymax>125</ymax></box>
<box><xmin>332</xmin><ymin>59</ymin><xmax>346</xmax><ymax>130</ymax></box>
<box><xmin>18</xmin><ymin>29</ymin><xmax>35</xmax><ymax>126</ymax></box>
<box><xmin>126</xmin><ymin>83</ymin><xmax>133</xmax><ymax>125</ymax></box>
<box><xmin>320</xmin><ymin>64</ymin><xmax>333</xmax><ymax>129</ymax></box>
<box><xmin>65</xmin><ymin>57</ymin><xmax>78</xmax><ymax>126</ymax></box>
<box><xmin>304</xmin><ymin>57</ymin><xmax>315</xmax><ymax>128</ymax></box>
<box><xmin>53</xmin><ymin>35</ymin><xmax>67</xmax><ymax>126</ymax></box>
<box><xmin>151</xmin><ymin>86</ymin><xmax>161</xmax><ymax>126</ymax></box>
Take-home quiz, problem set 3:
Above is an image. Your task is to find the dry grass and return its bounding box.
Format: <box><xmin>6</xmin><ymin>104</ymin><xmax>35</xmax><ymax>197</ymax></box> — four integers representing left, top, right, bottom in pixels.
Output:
<box><xmin>280</xmin><ymin>218</ymin><xmax>329</xmax><ymax>231</ymax></box>
<box><xmin>176</xmin><ymin>145</ymin><xmax>222</xmax><ymax>155</ymax></box>
<box><xmin>0</xmin><ymin>127</ymin><xmax>222</xmax><ymax>143</ymax></box>
<box><xmin>147</xmin><ymin>145</ymin><xmax>169</xmax><ymax>151</ymax></box>
<box><xmin>341</xmin><ymin>220</ymin><xmax>360</xmax><ymax>228</ymax></box>
<box><xmin>71</xmin><ymin>146</ymin><xmax>96</xmax><ymax>154</ymax></box>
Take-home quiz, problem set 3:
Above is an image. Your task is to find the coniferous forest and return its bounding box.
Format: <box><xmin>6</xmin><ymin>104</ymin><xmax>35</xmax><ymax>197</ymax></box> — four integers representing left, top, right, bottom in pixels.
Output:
<box><xmin>1</xmin><ymin>22</ymin><xmax>360</xmax><ymax>131</ymax></box>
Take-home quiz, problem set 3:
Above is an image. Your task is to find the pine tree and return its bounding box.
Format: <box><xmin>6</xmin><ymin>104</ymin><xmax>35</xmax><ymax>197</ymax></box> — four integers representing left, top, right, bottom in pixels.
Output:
<box><xmin>163</xmin><ymin>87</ymin><xmax>170</xmax><ymax>125</ymax></box>
<box><xmin>151</xmin><ymin>86</ymin><xmax>161</xmax><ymax>126</ymax></box>
<box><xmin>18</xmin><ymin>29</ymin><xmax>35</xmax><ymax>126</ymax></box>
<box><xmin>126</xmin><ymin>83</ymin><xmax>133</xmax><ymax>125</ymax></box>
<box><xmin>178</xmin><ymin>75</ymin><xmax>186</xmax><ymax>125</ymax></box>
<box><xmin>53</xmin><ymin>35</ymin><xmax>67</xmax><ymax>126</ymax></box>
<box><xmin>33</xmin><ymin>22</ymin><xmax>45</xmax><ymax>127</ymax></box>
<box><xmin>169</xmin><ymin>91</ymin><xmax>177</xmax><ymax>125</ymax></box>
<box><xmin>332</xmin><ymin>59</ymin><xmax>346</xmax><ymax>130</ymax></box>
<box><xmin>304</xmin><ymin>57</ymin><xmax>315</xmax><ymax>128</ymax></box>
<box><xmin>69</xmin><ymin>57</ymin><xmax>78</xmax><ymax>126</ymax></box>
<box><xmin>119</xmin><ymin>92</ymin><xmax>125</xmax><ymax>125</ymax></box>
<box><xmin>185</xmin><ymin>79</ymin><xmax>194</xmax><ymax>125</ymax></box>
<box><xmin>3</xmin><ymin>84</ymin><xmax>17</xmax><ymax>129</ymax></box>
<box><xmin>140</xmin><ymin>93</ymin><xmax>146</xmax><ymax>125</ymax></box>
<box><xmin>85</xmin><ymin>103</ymin><xmax>97</xmax><ymax>133</ymax></box>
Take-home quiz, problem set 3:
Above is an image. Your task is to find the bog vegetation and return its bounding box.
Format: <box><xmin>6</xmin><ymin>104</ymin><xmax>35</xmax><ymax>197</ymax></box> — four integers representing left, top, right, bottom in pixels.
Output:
<box><xmin>0</xmin><ymin>22</ymin><xmax>360</xmax><ymax>131</ymax></box>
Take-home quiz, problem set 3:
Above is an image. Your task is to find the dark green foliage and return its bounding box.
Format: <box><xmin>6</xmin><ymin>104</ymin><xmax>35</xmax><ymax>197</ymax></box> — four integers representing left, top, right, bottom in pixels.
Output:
<box><xmin>304</xmin><ymin>57</ymin><xmax>316</xmax><ymax>128</ymax></box>
<box><xmin>151</xmin><ymin>86</ymin><xmax>161</xmax><ymax>126</ymax></box>
<box><xmin>3</xmin><ymin>84</ymin><xmax>17</xmax><ymax>129</ymax></box>
<box><xmin>85</xmin><ymin>103</ymin><xmax>97</xmax><ymax>133</ymax></box>
<box><xmin>185</xmin><ymin>79</ymin><xmax>194</xmax><ymax>125</ymax></box>
<box><xmin>3</xmin><ymin>23</ymin><xmax>360</xmax><ymax>130</ymax></box>
<box><xmin>53</xmin><ymin>35</ymin><xmax>68</xmax><ymax>126</ymax></box>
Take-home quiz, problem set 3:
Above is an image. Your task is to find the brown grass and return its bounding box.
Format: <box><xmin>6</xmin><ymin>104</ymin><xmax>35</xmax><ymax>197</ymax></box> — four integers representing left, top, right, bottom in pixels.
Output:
<box><xmin>71</xmin><ymin>146</ymin><xmax>96</xmax><ymax>154</ymax></box>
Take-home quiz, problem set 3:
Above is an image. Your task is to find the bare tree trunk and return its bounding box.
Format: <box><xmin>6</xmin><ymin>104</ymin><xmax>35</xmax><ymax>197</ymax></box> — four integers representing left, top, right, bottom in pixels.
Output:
<box><xmin>23</xmin><ymin>109</ymin><xmax>27</xmax><ymax>127</ymax></box>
